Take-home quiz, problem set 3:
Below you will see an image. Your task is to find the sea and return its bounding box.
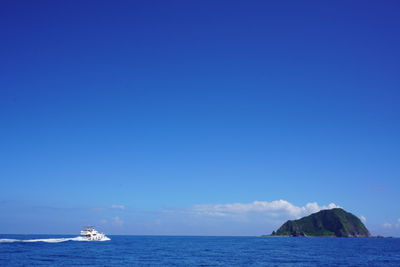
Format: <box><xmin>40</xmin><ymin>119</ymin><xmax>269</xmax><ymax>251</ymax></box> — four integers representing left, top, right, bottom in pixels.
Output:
<box><xmin>1</xmin><ymin>235</ymin><xmax>399</xmax><ymax>266</ymax></box>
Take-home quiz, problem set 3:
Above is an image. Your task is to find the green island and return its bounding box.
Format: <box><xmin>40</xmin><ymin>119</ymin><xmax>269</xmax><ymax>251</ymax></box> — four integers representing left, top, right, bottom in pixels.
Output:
<box><xmin>267</xmin><ymin>208</ymin><xmax>371</xmax><ymax>237</ymax></box>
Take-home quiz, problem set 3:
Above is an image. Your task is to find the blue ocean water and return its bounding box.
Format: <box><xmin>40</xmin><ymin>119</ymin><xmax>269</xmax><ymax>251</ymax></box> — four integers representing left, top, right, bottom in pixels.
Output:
<box><xmin>1</xmin><ymin>235</ymin><xmax>399</xmax><ymax>266</ymax></box>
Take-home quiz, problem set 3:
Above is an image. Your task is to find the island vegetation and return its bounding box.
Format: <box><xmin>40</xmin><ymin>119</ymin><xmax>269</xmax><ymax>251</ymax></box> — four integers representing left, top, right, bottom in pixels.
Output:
<box><xmin>267</xmin><ymin>208</ymin><xmax>371</xmax><ymax>237</ymax></box>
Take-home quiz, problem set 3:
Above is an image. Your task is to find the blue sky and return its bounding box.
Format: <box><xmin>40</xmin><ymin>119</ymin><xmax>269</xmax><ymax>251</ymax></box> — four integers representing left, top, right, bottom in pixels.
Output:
<box><xmin>1</xmin><ymin>0</ymin><xmax>399</xmax><ymax>236</ymax></box>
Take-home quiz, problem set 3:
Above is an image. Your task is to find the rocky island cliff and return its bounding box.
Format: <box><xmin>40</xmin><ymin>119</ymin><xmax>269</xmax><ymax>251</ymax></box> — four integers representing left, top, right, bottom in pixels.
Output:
<box><xmin>270</xmin><ymin>208</ymin><xmax>370</xmax><ymax>237</ymax></box>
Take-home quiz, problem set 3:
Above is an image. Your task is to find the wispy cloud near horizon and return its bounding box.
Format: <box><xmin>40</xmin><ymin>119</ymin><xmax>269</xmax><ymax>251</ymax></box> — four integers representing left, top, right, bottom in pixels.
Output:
<box><xmin>111</xmin><ymin>205</ymin><xmax>125</xmax><ymax>210</ymax></box>
<box><xmin>165</xmin><ymin>200</ymin><xmax>340</xmax><ymax>220</ymax></box>
<box><xmin>93</xmin><ymin>205</ymin><xmax>126</xmax><ymax>211</ymax></box>
<box><xmin>153</xmin><ymin>200</ymin><xmax>341</xmax><ymax>235</ymax></box>
<box><xmin>383</xmin><ymin>219</ymin><xmax>400</xmax><ymax>229</ymax></box>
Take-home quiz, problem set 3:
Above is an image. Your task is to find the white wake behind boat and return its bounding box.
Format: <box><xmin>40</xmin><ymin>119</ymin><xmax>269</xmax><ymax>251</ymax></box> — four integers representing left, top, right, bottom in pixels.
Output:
<box><xmin>80</xmin><ymin>226</ymin><xmax>110</xmax><ymax>241</ymax></box>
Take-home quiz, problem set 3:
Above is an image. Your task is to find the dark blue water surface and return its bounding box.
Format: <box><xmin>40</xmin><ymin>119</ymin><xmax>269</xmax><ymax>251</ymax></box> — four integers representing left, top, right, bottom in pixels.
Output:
<box><xmin>1</xmin><ymin>235</ymin><xmax>399</xmax><ymax>266</ymax></box>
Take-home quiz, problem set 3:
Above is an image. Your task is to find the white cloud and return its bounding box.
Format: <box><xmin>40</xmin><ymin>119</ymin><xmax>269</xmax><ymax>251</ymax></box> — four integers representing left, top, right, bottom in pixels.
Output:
<box><xmin>177</xmin><ymin>200</ymin><xmax>340</xmax><ymax>219</ymax></box>
<box><xmin>112</xmin><ymin>216</ymin><xmax>124</xmax><ymax>227</ymax></box>
<box><xmin>383</xmin><ymin>219</ymin><xmax>400</xmax><ymax>229</ymax></box>
<box><xmin>93</xmin><ymin>204</ymin><xmax>125</xmax><ymax>211</ymax></box>
<box><xmin>383</xmin><ymin>222</ymin><xmax>392</xmax><ymax>228</ymax></box>
<box><xmin>111</xmin><ymin>205</ymin><xmax>125</xmax><ymax>210</ymax></box>
<box><xmin>360</xmin><ymin>215</ymin><xmax>367</xmax><ymax>223</ymax></box>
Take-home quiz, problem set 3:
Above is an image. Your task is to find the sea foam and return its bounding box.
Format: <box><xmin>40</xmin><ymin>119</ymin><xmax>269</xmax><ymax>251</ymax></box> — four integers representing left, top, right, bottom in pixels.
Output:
<box><xmin>0</xmin><ymin>236</ymin><xmax>110</xmax><ymax>243</ymax></box>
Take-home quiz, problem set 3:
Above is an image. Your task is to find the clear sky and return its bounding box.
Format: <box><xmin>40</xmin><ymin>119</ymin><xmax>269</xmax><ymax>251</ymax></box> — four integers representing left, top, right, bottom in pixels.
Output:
<box><xmin>1</xmin><ymin>0</ymin><xmax>399</xmax><ymax>236</ymax></box>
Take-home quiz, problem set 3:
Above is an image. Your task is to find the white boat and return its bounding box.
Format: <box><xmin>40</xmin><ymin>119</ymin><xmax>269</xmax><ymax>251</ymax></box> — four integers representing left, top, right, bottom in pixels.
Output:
<box><xmin>80</xmin><ymin>226</ymin><xmax>110</xmax><ymax>241</ymax></box>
